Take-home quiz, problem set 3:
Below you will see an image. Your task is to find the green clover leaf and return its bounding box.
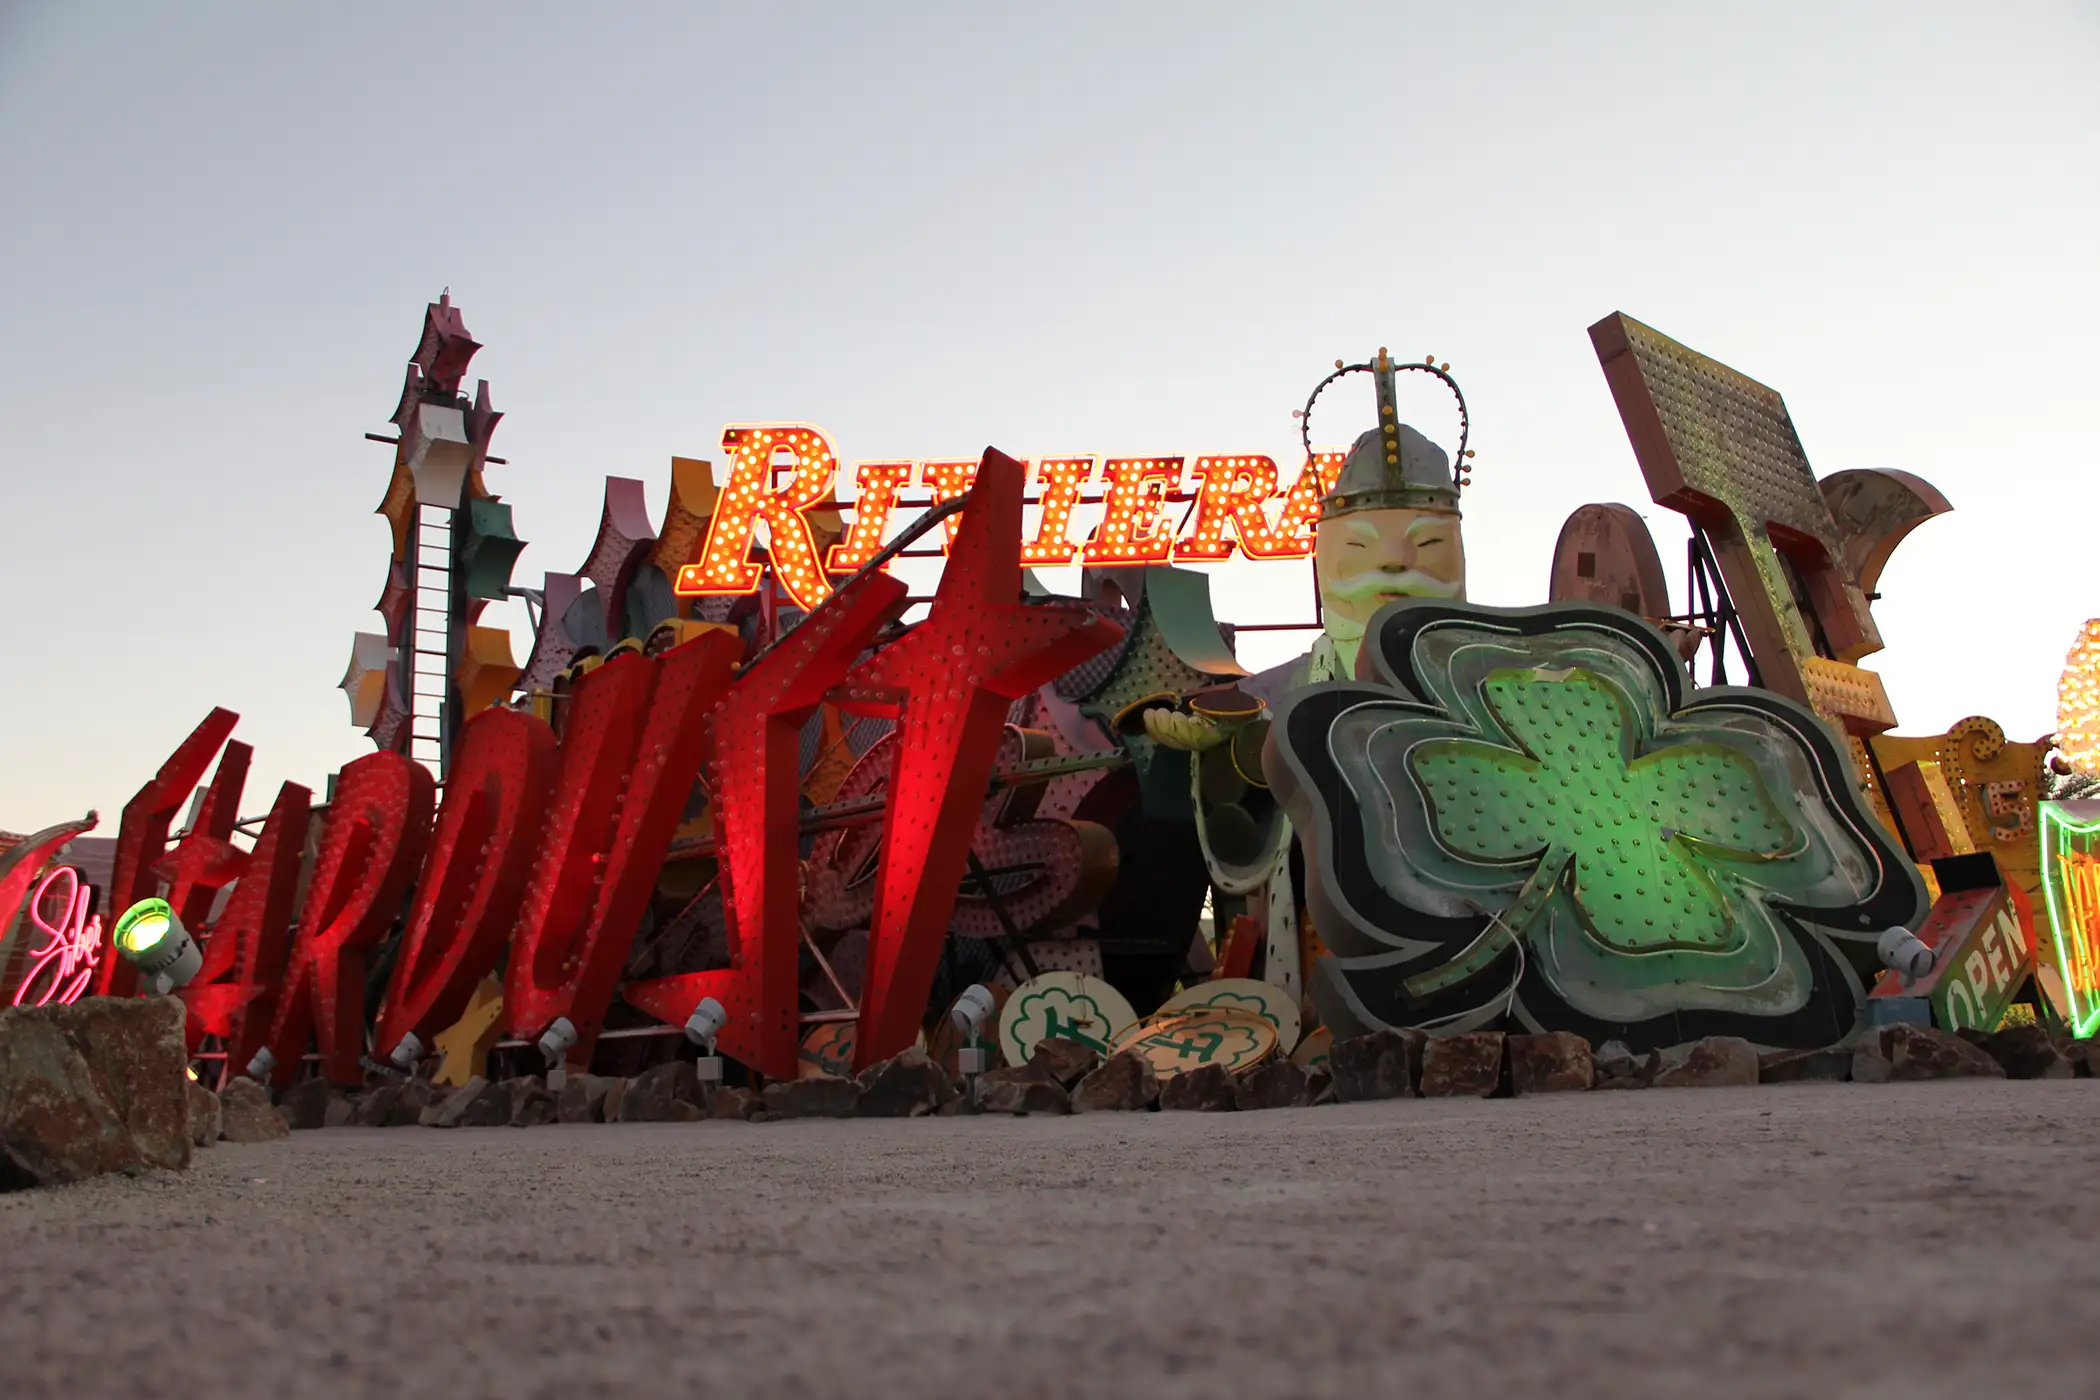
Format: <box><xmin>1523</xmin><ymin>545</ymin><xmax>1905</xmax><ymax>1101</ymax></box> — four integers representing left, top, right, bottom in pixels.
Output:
<box><xmin>1409</xmin><ymin>668</ymin><xmax>1795</xmax><ymax>956</ymax></box>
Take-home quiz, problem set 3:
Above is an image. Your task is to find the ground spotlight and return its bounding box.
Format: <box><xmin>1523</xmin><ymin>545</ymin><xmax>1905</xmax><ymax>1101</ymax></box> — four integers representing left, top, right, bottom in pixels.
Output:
<box><xmin>537</xmin><ymin>1016</ymin><xmax>579</xmax><ymax>1065</ymax></box>
<box><xmin>685</xmin><ymin>997</ymin><xmax>727</xmax><ymax>1084</ymax></box>
<box><xmin>1877</xmin><ymin>926</ymin><xmax>1936</xmax><ymax>988</ymax></box>
<box><xmin>112</xmin><ymin>897</ymin><xmax>201</xmax><ymax>995</ymax></box>
<box><xmin>247</xmin><ymin>1046</ymin><xmax>276</xmax><ymax>1081</ymax></box>
<box><xmin>950</xmin><ymin>984</ymin><xmax>994</xmax><ymax>1077</ymax></box>
<box><xmin>388</xmin><ymin>1031</ymin><xmax>425</xmax><ymax>1072</ymax></box>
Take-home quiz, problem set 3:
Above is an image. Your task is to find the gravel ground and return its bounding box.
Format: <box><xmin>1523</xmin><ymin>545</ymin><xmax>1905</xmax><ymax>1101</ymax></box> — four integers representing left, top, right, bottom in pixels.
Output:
<box><xmin>3</xmin><ymin>1079</ymin><xmax>2097</xmax><ymax>1400</ymax></box>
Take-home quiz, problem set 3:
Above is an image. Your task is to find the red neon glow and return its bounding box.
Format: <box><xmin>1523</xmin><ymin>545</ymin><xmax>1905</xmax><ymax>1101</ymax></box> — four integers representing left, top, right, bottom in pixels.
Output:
<box><xmin>824</xmin><ymin>460</ymin><xmax>913</xmax><ymax>574</ymax></box>
<box><xmin>1021</xmin><ymin>456</ymin><xmax>1096</xmax><ymax>567</ymax></box>
<box><xmin>1081</xmin><ymin>457</ymin><xmax>1184</xmax><ymax>565</ymax></box>
<box><xmin>834</xmin><ymin>449</ymin><xmax>1123</xmax><ymax>1068</ymax></box>
<box><xmin>624</xmin><ymin>562</ymin><xmax>911</xmax><ymax>1080</ymax></box>
<box><xmin>678</xmin><ymin>424</ymin><xmax>840</xmax><ymax>611</ymax></box>
<box><xmin>260</xmin><ymin>751</ymin><xmax>436</xmax><ymax>1087</ymax></box>
<box><xmin>10</xmin><ymin>867</ymin><xmax>102</xmax><ymax>1009</ymax></box>
<box><xmin>180</xmin><ymin>781</ymin><xmax>310</xmax><ymax>1062</ymax></box>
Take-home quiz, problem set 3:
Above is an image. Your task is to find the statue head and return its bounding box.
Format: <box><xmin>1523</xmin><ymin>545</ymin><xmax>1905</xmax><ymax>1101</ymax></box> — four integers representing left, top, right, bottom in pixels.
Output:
<box><xmin>1315</xmin><ymin>425</ymin><xmax>1466</xmax><ymax>675</ymax></box>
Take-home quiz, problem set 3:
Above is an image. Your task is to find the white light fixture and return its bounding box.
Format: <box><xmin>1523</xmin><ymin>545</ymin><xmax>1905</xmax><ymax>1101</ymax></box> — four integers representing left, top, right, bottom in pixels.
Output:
<box><xmin>246</xmin><ymin>1046</ymin><xmax>276</xmax><ymax>1082</ymax></box>
<box><xmin>537</xmin><ymin>1016</ymin><xmax>579</xmax><ymax>1066</ymax></box>
<box><xmin>388</xmin><ymin>1031</ymin><xmax>425</xmax><ymax>1072</ymax></box>
<box><xmin>112</xmin><ymin>897</ymin><xmax>202</xmax><ymax>995</ymax></box>
<box><xmin>1877</xmin><ymin>926</ymin><xmax>1936</xmax><ymax>988</ymax></box>
<box><xmin>951</xmin><ymin>984</ymin><xmax>995</xmax><ymax>1078</ymax></box>
<box><xmin>685</xmin><ymin>998</ymin><xmax>727</xmax><ymax>1084</ymax></box>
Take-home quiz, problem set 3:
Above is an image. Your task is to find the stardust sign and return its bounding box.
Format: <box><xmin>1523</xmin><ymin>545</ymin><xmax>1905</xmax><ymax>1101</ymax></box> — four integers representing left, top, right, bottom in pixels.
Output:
<box><xmin>674</xmin><ymin>424</ymin><xmax>1340</xmax><ymax>610</ymax></box>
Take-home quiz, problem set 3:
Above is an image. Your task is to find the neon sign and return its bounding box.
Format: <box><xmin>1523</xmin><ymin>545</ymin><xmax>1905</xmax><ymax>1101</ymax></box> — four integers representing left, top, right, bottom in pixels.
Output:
<box><xmin>2039</xmin><ymin>801</ymin><xmax>2100</xmax><ymax>1037</ymax></box>
<box><xmin>10</xmin><ymin>866</ymin><xmax>102</xmax><ymax>1008</ymax></box>
<box><xmin>675</xmin><ymin>425</ymin><xmax>1336</xmax><ymax>611</ymax></box>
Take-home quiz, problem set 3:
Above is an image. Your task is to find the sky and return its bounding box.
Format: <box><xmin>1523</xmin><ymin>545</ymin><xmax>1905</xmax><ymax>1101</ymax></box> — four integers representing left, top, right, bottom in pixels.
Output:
<box><xmin>0</xmin><ymin>2</ymin><xmax>2095</xmax><ymax>828</ymax></box>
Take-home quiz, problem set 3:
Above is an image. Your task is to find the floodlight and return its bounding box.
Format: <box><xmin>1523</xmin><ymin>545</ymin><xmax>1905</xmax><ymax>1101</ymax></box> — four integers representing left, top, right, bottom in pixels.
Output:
<box><xmin>537</xmin><ymin>1016</ymin><xmax>579</xmax><ymax>1066</ymax></box>
<box><xmin>247</xmin><ymin>1046</ymin><xmax>276</xmax><ymax>1081</ymax></box>
<box><xmin>949</xmin><ymin>984</ymin><xmax>995</xmax><ymax>1041</ymax></box>
<box><xmin>113</xmin><ymin>897</ymin><xmax>201</xmax><ymax>994</ymax></box>
<box><xmin>388</xmin><ymin>1031</ymin><xmax>425</xmax><ymax>1072</ymax></box>
<box><xmin>1877</xmin><ymin>926</ymin><xmax>1936</xmax><ymax>988</ymax></box>
<box><xmin>683</xmin><ymin>997</ymin><xmax>727</xmax><ymax>1051</ymax></box>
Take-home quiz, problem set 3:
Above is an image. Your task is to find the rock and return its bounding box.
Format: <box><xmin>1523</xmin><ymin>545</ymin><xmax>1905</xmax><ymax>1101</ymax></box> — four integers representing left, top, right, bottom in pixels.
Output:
<box><xmin>506</xmin><ymin>1076</ymin><xmax>558</xmax><ymax>1127</ymax></box>
<box><xmin>1758</xmin><ymin>1048</ymin><xmax>1854</xmax><ymax>1084</ymax></box>
<box><xmin>0</xmin><ymin>996</ymin><xmax>194</xmax><ymax>1188</ymax></box>
<box><xmin>556</xmin><ymin>1073</ymin><xmax>623</xmax><ymax>1123</ymax></box>
<box><xmin>1233</xmin><ymin>1058</ymin><xmax>1310</xmax><ymax>1110</ymax></box>
<box><xmin>2056</xmin><ymin>1037</ymin><xmax>2098</xmax><ymax>1077</ymax></box>
<box><xmin>1655</xmin><ymin>1036</ymin><xmax>1760</xmax><ymax>1089</ymax></box>
<box><xmin>1977</xmin><ymin>1025</ymin><xmax>2073</xmax><ymax>1080</ymax></box>
<box><xmin>1305</xmin><ymin>1069</ymin><xmax>1335</xmax><ymax>1106</ymax></box>
<box><xmin>615</xmin><ymin>1062</ymin><xmax>703</xmax><ymax>1123</ymax></box>
<box><xmin>1419</xmin><ymin>1032</ymin><xmax>1505</xmax><ymax>1098</ymax></box>
<box><xmin>1329</xmin><ymin>1028</ymin><xmax>1424</xmax><ymax>1102</ymax></box>
<box><xmin>1856</xmin><ymin>1024</ymin><xmax>2007</xmax><ymax>1082</ymax></box>
<box><xmin>665</xmin><ymin>1099</ymin><xmax>707</xmax><ymax>1122</ymax></box>
<box><xmin>1160</xmin><ymin>1062</ymin><xmax>1238</xmax><ymax>1112</ymax></box>
<box><xmin>1027</xmin><ymin>1036</ymin><xmax>1101</xmax><ymax>1089</ymax></box>
<box><xmin>856</xmin><ymin>1047</ymin><xmax>958</xmax><ymax>1118</ymax></box>
<box><xmin>419</xmin><ymin>1076</ymin><xmax>511</xmax><ymax>1128</ymax></box>
<box><xmin>1508</xmin><ymin>1032</ymin><xmax>1594</xmax><ymax>1094</ymax></box>
<box><xmin>324</xmin><ymin>1092</ymin><xmax>357</xmax><ymax>1128</ymax></box>
<box><xmin>348</xmin><ymin>1083</ymin><xmax>404</xmax><ymax>1127</ymax></box>
<box><xmin>708</xmin><ymin>1086</ymin><xmax>763</xmax><ymax>1121</ymax></box>
<box><xmin>276</xmin><ymin>1076</ymin><xmax>334</xmax><ymax>1130</ymax></box>
<box><xmin>186</xmin><ymin>1080</ymin><xmax>222</xmax><ymax>1147</ymax></box>
<box><xmin>978</xmin><ymin>1076</ymin><xmax>1070</xmax><ymax>1115</ymax></box>
<box><xmin>1592</xmin><ymin>1040</ymin><xmax>1662</xmax><ymax>1090</ymax></box>
<box><xmin>219</xmin><ymin>1076</ymin><xmax>291</xmax><ymax>1143</ymax></box>
<box><xmin>1072</xmin><ymin>1050</ymin><xmax>1159</xmax><ymax>1112</ymax></box>
<box><xmin>935</xmin><ymin>1094</ymin><xmax>978</xmax><ymax>1116</ymax></box>
<box><xmin>601</xmin><ymin>1079</ymin><xmax>628</xmax><ymax>1123</ymax></box>
<box><xmin>388</xmin><ymin>1077</ymin><xmax>442</xmax><ymax>1126</ymax></box>
<box><xmin>762</xmin><ymin>1074</ymin><xmax>862</xmax><ymax>1119</ymax></box>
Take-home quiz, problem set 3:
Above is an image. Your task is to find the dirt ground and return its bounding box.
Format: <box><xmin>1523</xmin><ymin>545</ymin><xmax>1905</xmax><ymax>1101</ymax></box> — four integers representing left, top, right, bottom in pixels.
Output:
<box><xmin>2</xmin><ymin>1080</ymin><xmax>2096</xmax><ymax>1400</ymax></box>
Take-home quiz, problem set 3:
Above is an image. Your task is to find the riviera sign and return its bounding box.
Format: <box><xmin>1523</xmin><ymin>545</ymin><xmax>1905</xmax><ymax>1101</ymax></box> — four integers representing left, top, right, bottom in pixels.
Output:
<box><xmin>673</xmin><ymin>424</ymin><xmax>1341</xmax><ymax>610</ymax></box>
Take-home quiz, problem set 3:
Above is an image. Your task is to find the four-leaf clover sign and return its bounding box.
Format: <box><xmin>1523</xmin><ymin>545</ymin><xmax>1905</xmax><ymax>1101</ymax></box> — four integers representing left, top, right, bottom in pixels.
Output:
<box><xmin>1269</xmin><ymin>599</ymin><xmax>1924</xmax><ymax>1052</ymax></box>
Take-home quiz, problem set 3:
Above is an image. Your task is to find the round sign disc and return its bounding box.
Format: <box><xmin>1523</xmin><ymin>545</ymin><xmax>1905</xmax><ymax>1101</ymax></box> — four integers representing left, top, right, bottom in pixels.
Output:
<box><xmin>798</xmin><ymin>1022</ymin><xmax>856</xmax><ymax>1079</ymax></box>
<box><xmin>1289</xmin><ymin>1025</ymin><xmax>1332</xmax><ymax>1074</ymax></box>
<box><xmin>1112</xmin><ymin>1006</ymin><xmax>1278</xmax><ymax>1079</ymax></box>
<box><xmin>1159</xmin><ymin>977</ymin><xmax>1303</xmax><ymax>1054</ymax></box>
<box><xmin>999</xmin><ymin>972</ymin><xmax>1138</xmax><ymax>1068</ymax></box>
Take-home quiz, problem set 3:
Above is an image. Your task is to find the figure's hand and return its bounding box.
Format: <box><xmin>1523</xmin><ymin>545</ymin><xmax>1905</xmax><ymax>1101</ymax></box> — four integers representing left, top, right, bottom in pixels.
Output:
<box><xmin>1143</xmin><ymin>708</ymin><xmax>1226</xmax><ymax>752</ymax></box>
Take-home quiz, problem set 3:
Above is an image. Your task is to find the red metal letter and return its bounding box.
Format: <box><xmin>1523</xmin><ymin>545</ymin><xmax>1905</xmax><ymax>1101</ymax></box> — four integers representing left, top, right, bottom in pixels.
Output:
<box><xmin>180</xmin><ymin>781</ymin><xmax>312</xmax><ymax>1065</ymax></box>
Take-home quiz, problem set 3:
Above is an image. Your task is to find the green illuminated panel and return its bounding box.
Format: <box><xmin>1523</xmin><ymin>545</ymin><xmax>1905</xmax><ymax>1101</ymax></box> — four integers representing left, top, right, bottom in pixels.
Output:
<box><xmin>2038</xmin><ymin>801</ymin><xmax>2100</xmax><ymax>1038</ymax></box>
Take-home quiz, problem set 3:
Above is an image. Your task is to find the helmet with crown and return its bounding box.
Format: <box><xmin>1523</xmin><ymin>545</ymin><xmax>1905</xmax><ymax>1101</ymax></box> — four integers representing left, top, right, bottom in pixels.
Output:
<box><xmin>1298</xmin><ymin>347</ymin><xmax>1474</xmax><ymax>519</ymax></box>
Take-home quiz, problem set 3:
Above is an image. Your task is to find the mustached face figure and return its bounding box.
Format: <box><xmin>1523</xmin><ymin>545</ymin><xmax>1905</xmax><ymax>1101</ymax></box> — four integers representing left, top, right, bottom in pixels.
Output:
<box><xmin>1314</xmin><ymin>507</ymin><xmax>1466</xmax><ymax>675</ymax></box>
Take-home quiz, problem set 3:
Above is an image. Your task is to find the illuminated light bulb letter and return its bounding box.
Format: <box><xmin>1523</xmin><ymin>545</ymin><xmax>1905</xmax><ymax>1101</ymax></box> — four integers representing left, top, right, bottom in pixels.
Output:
<box><xmin>825</xmin><ymin>461</ymin><xmax>913</xmax><ymax>574</ymax></box>
<box><xmin>373</xmin><ymin>706</ymin><xmax>558</xmax><ymax>1062</ymax></box>
<box><xmin>260</xmin><ymin>751</ymin><xmax>436</xmax><ymax>1087</ymax></box>
<box><xmin>1081</xmin><ymin>457</ymin><xmax>1184</xmax><ymax>565</ymax></box>
<box><xmin>1175</xmin><ymin>455</ymin><xmax>1284</xmax><ymax>562</ymax></box>
<box><xmin>677</xmin><ymin>424</ymin><xmax>840</xmax><ymax>611</ymax></box>
<box><xmin>179</xmin><ymin>781</ymin><xmax>311</xmax><ymax>1063</ymax></box>
<box><xmin>1263</xmin><ymin>452</ymin><xmax>1346</xmax><ymax>557</ymax></box>
<box><xmin>1022</xmin><ymin>457</ymin><xmax>1096</xmax><ymax>567</ymax></box>
<box><xmin>505</xmin><ymin>630</ymin><xmax>743</xmax><ymax>1065</ymax></box>
<box><xmin>921</xmin><ymin>459</ymin><xmax>980</xmax><ymax>551</ymax></box>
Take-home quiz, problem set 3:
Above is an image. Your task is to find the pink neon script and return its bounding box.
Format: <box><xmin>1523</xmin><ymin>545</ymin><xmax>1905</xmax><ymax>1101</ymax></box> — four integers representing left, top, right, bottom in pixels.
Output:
<box><xmin>12</xmin><ymin>866</ymin><xmax>102</xmax><ymax>1008</ymax></box>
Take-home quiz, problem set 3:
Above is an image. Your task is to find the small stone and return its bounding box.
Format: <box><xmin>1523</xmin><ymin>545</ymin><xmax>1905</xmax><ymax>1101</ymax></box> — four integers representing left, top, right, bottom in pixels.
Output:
<box><xmin>186</xmin><ymin>1080</ymin><xmax>222</xmax><ymax>1147</ymax></box>
<box><xmin>1027</xmin><ymin>1036</ymin><xmax>1101</xmax><ymax>1089</ymax></box>
<box><xmin>324</xmin><ymin>1093</ymin><xmax>357</xmax><ymax>1128</ymax></box>
<box><xmin>1508</xmin><ymin>1032</ymin><xmax>1594</xmax><ymax>1093</ymax></box>
<box><xmin>275</xmin><ymin>1076</ymin><xmax>333</xmax><ymax>1131</ymax></box>
<box><xmin>1072</xmin><ymin>1050</ymin><xmax>1159</xmax><ymax>1113</ymax></box>
<box><xmin>506</xmin><ymin>1076</ymin><xmax>558</xmax><ymax>1127</ymax></box>
<box><xmin>349</xmin><ymin>1083</ymin><xmax>403</xmax><ymax>1127</ymax></box>
<box><xmin>1160</xmin><ymin>1062</ymin><xmax>1238</xmax><ymax>1112</ymax></box>
<box><xmin>855</xmin><ymin>1047</ymin><xmax>958</xmax><ymax>1118</ymax></box>
<box><xmin>1329</xmin><ymin>1028</ymin><xmax>1425</xmax><ymax>1102</ymax></box>
<box><xmin>556</xmin><ymin>1073</ymin><xmax>623</xmax><ymax>1124</ymax></box>
<box><xmin>419</xmin><ymin>1076</ymin><xmax>510</xmax><ymax>1128</ymax></box>
<box><xmin>978</xmin><ymin>1077</ymin><xmax>1069</xmax><ymax>1115</ymax></box>
<box><xmin>935</xmin><ymin>1094</ymin><xmax>979</xmax><ymax>1116</ymax></box>
<box><xmin>1851</xmin><ymin>1035</ymin><xmax>1893</xmax><ymax>1084</ymax></box>
<box><xmin>601</xmin><ymin>1079</ymin><xmax>628</xmax><ymax>1123</ymax></box>
<box><xmin>1233</xmin><ymin>1058</ymin><xmax>1310</xmax><ymax>1110</ymax></box>
<box><xmin>762</xmin><ymin>1075</ymin><xmax>862</xmax><ymax>1119</ymax></box>
<box><xmin>1592</xmin><ymin>1040</ymin><xmax>1662</xmax><ymax>1090</ymax></box>
<box><xmin>219</xmin><ymin>1076</ymin><xmax>290</xmax><ymax>1143</ymax></box>
<box><xmin>1874</xmin><ymin>1024</ymin><xmax>2006</xmax><ymax>1081</ymax></box>
<box><xmin>1977</xmin><ymin>1024</ymin><xmax>2073</xmax><ymax>1080</ymax></box>
<box><xmin>2056</xmin><ymin>1037</ymin><xmax>2098</xmax><ymax>1077</ymax></box>
<box><xmin>388</xmin><ymin>1078</ymin><xmax>442</xmax><ymax>1126</ymax></box>
<box><xmin>615</xmin><ymin>1062</ymin><xmax>703</xmax><ymax>1123</ymax></box>
<box><xmin>665</xmin><ymin>1099</ymin><xmax>707</xmax><ymax>1122</ymax></box>
<box><xmin>1758</xmin><ymin>1048</ymin><xmax>1854</xmax><ymax>1084</ymax></box>
<box><xmin>708</xmin><ymin>1086</ymin><xmax>762</xmax><ymax>1121</ymax></box>
<box><xmin>1419</xmin><ymin>1032</ymin><xmax>1505</xmax><ymax>1098</ymax></box>
<box><xmin>1655</xmin><ymin>1036</ymin><xmax>1760</xmax><ymax>1089</ymax></box>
